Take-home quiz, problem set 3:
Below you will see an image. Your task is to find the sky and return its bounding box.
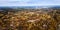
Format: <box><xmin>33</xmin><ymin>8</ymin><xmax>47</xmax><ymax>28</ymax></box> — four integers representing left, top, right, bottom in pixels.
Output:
<box><xmin>0</xmin><ymin>0</ymin><xmax>60</xmax><ymax>6</ymax></box>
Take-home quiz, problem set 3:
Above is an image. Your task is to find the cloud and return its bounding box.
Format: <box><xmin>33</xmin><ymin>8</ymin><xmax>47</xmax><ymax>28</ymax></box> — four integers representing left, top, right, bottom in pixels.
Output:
<box><xmin>0</xmin><ymin>0</ymin><xmax>60</xmax><ymax>6</ymax></box>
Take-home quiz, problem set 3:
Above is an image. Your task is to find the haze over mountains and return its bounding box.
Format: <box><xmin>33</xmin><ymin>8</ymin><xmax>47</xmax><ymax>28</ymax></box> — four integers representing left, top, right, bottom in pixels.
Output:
<box><xmin>0</xmin><ymin>5</ymin><xmax>60</xmax><ymax>8</ymax></box>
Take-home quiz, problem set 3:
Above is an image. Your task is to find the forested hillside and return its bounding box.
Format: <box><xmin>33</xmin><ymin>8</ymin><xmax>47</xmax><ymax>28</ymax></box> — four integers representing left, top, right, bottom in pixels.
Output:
<box><xmin>0</xmin><ymin>8</ymin><xmax>60</xmax><ymax>30</ymax></box>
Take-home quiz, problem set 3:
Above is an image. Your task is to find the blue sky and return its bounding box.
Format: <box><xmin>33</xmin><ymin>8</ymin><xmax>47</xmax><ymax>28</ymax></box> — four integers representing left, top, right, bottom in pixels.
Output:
<box><xmin>0</xmin><ymin>0</ymin><xmax>60</xmax><ymax>6</ymax></box>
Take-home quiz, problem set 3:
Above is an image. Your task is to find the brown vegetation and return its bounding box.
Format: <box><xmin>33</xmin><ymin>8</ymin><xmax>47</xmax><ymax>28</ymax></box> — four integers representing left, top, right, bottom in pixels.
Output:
<box><xmin>0</xmin><ymin>8</ymin><xmax>60</xmax><ymax>30</ymax></box>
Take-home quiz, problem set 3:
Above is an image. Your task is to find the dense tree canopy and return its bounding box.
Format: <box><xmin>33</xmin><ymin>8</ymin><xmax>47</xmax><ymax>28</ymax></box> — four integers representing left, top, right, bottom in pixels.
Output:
<box><xmin>0</xmin><ymin>8</ymin><xmax>60</xmax><ymax>30</ymax></box>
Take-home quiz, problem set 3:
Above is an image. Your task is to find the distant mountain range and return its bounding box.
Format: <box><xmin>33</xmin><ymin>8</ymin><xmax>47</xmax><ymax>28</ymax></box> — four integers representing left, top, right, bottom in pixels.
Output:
<box><xmin>0</xmin><ymin>5</ymin><xmax>60</xmax><ymax>8</ymax></box>
<box><xmin>0</xmin><ymin>5</ymin><xmax>60</xmax><ymax>13</ymax></box>
<box><xmin>49</xmin><ymin>6</ymin><xmax>60</xmax><ymax>9</ymax></box>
